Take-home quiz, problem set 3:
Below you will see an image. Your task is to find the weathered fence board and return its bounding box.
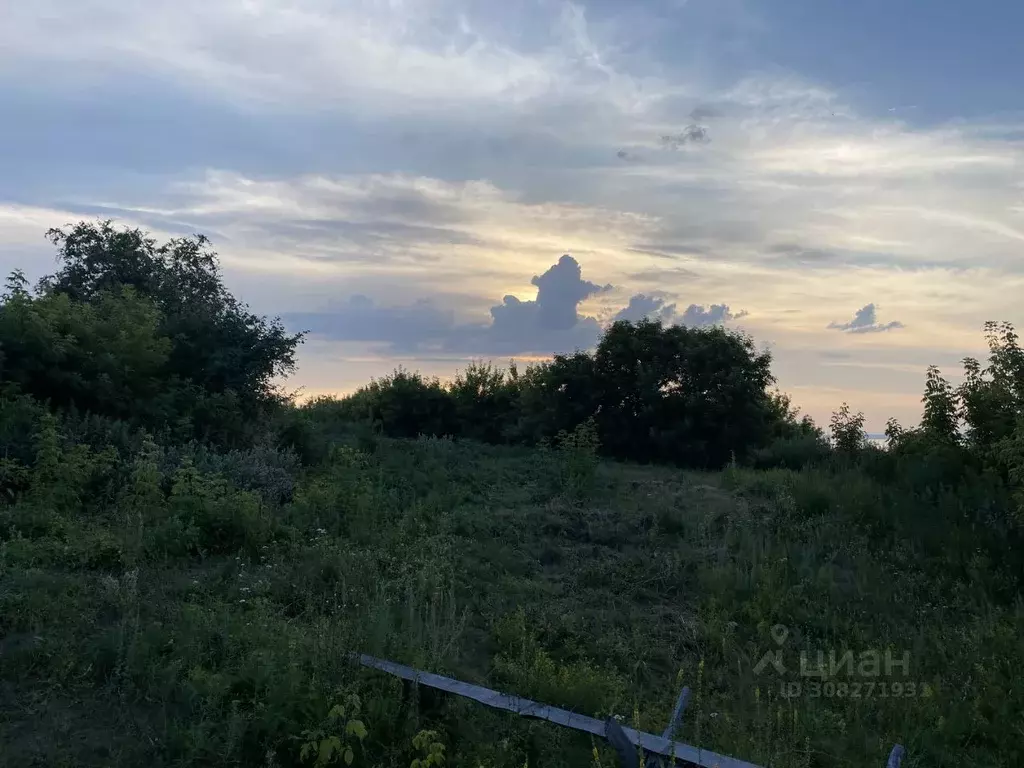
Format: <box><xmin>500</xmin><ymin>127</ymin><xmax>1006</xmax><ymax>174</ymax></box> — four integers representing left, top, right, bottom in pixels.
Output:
<box><xmin>357</xmin><ymin>654</ymin><xmax>763</xmax><ymax>768</ymax></box>
<box><xmin>356</xmin><ymin>653</ymin><xmax>905</xmax><ymax>768</ymax></box>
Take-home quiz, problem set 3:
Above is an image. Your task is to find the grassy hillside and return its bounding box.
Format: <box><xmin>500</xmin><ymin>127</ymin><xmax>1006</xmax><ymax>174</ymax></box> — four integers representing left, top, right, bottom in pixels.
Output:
<box><xmin>3</xmin><ymin>427</ymin><xmax>1020</xmax><ymax>767</ymax></box>
<box><xmin>2</xmin><ymin>221</ymin><xmax>1023</xmax><ymax>766</ymax></box>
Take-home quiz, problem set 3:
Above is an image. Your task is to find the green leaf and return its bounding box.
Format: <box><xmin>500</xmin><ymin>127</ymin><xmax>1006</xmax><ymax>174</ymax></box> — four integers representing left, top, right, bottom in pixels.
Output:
<box><xmin>346</xmin><ymin>719</ymin><xmax>368</xmax><ymax>740</ymax></box>
<box><xmin>344</xmin><ymin>746</ymin><xmax>354</xmax><ymax>766</ymax></box>
<box><xmin>317</xmin><ymin>736</ymin><xmax>340</xmax><ymax>767</ymax></box>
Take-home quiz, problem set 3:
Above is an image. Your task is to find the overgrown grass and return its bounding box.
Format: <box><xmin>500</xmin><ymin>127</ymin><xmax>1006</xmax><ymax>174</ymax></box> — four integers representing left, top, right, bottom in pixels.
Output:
<box><xmin>2</xmin><ymin>430</ymin><xmax>1021</xmax><ymax>767</ymax></box>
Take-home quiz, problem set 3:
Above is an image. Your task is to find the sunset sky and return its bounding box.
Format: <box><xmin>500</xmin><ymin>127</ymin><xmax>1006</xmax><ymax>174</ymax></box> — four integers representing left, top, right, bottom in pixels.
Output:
<box><xmin>3</xmin><ymin>0</ymin><xmax>1023</xmax><ymax>430</ymax></box>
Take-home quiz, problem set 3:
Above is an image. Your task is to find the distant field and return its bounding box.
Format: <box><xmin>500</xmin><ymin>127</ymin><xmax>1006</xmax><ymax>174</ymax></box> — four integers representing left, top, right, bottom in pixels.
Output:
<box><xmin>3</xmin><ymin>433</ymin><xmax>1019</xmax><ymax>767</ymax></box>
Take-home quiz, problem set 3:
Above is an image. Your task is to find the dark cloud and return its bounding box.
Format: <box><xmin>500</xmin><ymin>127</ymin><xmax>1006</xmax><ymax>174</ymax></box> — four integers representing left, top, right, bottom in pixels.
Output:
<box><xmin>827</xmin><ymin>304</ymin><xmax>905</xmax><ymax>334</ymax></box>
<box><xmin>529</xmin><ymin>254</ymin><xmax>613</xmax><ymax>331</ymax></box>
<box><xmin>282</xmin><ymin>254</ymin><xmax>612</xmax><ymax>356</ymax></box>
<box><xmin>257</xmin><ymin>218</ymin><xmax>486</xmax><ymax>260</ymax></box>
<box><xmin>613</xmin><ymin>294</ymin><xmax>746</xmax><ymax>328</ymax></box>
<box><xmin>616</xmin><ymin>149</ymin><xmax>644</xmax><ymax>163</ymax></box>
<box><xmin>679</xmin><ymin>303</ymin><xmax>747</xmax><ymax>326</ymax></box>
<box><xmin>286</xmin><ymin>255</ymin><xmax>745</xmax><ymax>357</ymax></box>
<box><xmin>761</xmin><ymin>244</ymin><xmax>939</xmax><ymax>271</ymax></box>
<box><xmin>613</xmin><ymin>294</ymin><xmax>678</xmax><ymax>324</ymax></box>
<box><xmin>660</xmin><ymin>125</ymin><xmax>711</xmax><ymax>149</ymax></box>
<box><xmin>23</xmin><ymin>202</ymin><xmax>224</xmax><ymax>241</ymax></box>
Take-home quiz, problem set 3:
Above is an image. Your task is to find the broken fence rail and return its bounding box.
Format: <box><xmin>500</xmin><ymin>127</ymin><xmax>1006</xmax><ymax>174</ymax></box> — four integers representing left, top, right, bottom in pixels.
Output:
<box><xmin>356</xmin><ymin>654</ymin><xmax>906</xmax><ymax>768</ymax></box>
<box><xmin>359</xmin><ymin>654</ymin><xmax>756</xmax><ymax>768</ymax></box>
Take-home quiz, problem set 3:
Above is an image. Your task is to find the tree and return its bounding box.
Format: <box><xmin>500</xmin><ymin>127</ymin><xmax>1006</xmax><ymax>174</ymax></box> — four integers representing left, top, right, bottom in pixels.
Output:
<box><xmin>591</xmin><ymin>319</ymin><xmax>779</xmax><ymax>467</ymax></box>
<box><xmin>357</xmin><ymin>368</ymin><xmax>456</xmax><ymax>439</ymax></box>
<box><xmin>516</xmin><ymin>352</ymin><xmax>601</xmax><ymax>446</ymax></box>
<box><xmin>448</xmin><ymin>361</ymin><xmax>521</xmax><ymax>443</ymax></box>
<box><xmin>920</xmin><ymin>365</ymin><xmax>960</xmax><ymax>443</ymax></box>
<box><xmin>0</xmin><ymin>283</ymin><xmax>170</xmax><ymax>422</ymax></box>
<box><xmin>829</xmin><ymin>402</ymin><xmax>866</xmax><ymax>455</ymax></box>
<box><xmin>0</xmin><ymin>221</ymin><xmax>304</xmax><ymax>446</ymax></box>
<box><xmin>959</xmin><ymin>321</ymin><xmax>1024</xmax><ymax>452</ymax></box>
<box><xmin>41</xmin><ymin>221</ymin><xmax>303</xmax><ymax>417</ymax></box>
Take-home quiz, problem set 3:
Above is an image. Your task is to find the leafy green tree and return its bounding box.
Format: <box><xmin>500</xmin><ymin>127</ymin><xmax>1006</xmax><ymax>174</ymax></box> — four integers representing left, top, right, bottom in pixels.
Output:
<box><xmin>0</xmin><ymin>282</ymin><xmax>171</xmax><ymax>422</ymax></box>
<box><xmin>829</xmin><ymin>402</ymin><xmax>866</xmax><ymax>455</ymax></box>
<box><xmin>0</xmin><ymin>221</ymin><xmax>304</xmax><ymax>446</ymax></box>
<box><xmin>920</xmin><ymin>365</ymin><xmax>960</xmax><ymax>443</ymax></box>
<box><xmin>355</xmin><ymin>368</ymin><xmax>456</xmax><ymax>439</ymax></box>
<box><xmin>448</xmin><ymin>361</ymin><xmax>521</xmax><ymax>443</ymax></box>
<box><xmin>590</xmin><ymin>319</ymin><xmax>778</xmax><ymax>467</ymax></box>
<box><xmin>959</xmin><ymin>322</ymin><xmax>1024</xmax><ymax>453</ymax></box>
<box><xmin>40</xmin><ymin>221</ymin><xmax>302</xmax><ymax>416</ymax></box>
<box><xmin>516</xmin><ymin>352</ymin><xmax>601</xmax><ymax>446</ymax></box>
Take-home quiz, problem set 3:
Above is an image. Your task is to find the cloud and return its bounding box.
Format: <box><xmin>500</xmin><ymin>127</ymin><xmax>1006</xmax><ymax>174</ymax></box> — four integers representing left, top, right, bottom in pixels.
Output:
<box><xmin>282</xmin><ymin>255</ymin><xmax>746</xmax><ymax>356</ymax></box>
<box><xmin>284</xmin><ymin>295</ymin><xmax>457</xmax><ymax>353</ymax></box>
<box><xmin>613</xmin><ymin>294</ymin><xmax>678</xmax><ymax>324</ymax></box>
<box><xmin>612</xmin><ymin>294</ymin><xmax>746</xmax><ymax>328</ymax></box>
<box><xmin>0</xmin><ymin>0</ymin><xmax>667</xmax><ymax>124</ymax></box>
<box><xmin>828</xmin><ymin>304</ymin><xmax>905</xmax><ymax>334</ymax></box>
<box><xmin>282</xmin><ymin>254</ymin><xmax>611</xmax><ymax>356</ymax></box>
<box><xmin>456</xmin><ymin>253</ymin><xmax>611</xmax><ymax>356</ymax></box>
<box><xmin>680</xmin><ymin>303</ymin><xmax>747</xmax><ymax>327</ymax></box>
<box><xmin>528</xmin><ymin>254</ymin><xmax>613</xmax><ymax>330</ymax></box>
<box><xmin>660</xmin><ymin>125</ymin><xmax>711</xmax><ymax>149</ymax></box>
<box><xmin>616</xmin><ymin>149</ymin><xmax>644</xmax><ymax>163</ymax></box>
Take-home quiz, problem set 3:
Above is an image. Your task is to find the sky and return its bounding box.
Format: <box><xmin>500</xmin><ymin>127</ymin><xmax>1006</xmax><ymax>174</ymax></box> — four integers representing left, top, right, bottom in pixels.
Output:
<box><xmin>2</xmin><ymin>0</ymin><xmax>1023</xmax><ymax>431</ymax></box>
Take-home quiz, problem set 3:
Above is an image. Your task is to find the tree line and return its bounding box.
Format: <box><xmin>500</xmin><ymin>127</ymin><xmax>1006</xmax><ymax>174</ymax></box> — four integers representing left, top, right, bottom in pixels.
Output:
<box><xmin>314</xmin><ymin>321</ymin><xmax>821</xmax><ymax>470</ymax></box>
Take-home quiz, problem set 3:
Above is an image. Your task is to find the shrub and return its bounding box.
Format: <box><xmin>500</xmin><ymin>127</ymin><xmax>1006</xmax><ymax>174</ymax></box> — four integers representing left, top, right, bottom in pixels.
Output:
<box><xmin>749</xmin><ymin>432</ymin><xmax>832</xmax><ymax>470</ymax></box>
<box><xmin>555</xmin><ymin>416</ymin><xmax>601</xmax><ymax>502</ymax></box>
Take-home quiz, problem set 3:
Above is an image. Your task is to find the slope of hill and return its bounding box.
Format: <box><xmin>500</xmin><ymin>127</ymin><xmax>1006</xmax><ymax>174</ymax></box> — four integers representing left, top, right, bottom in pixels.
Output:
<box><xmin>3</xmin><ymin>429</ymin><xmax>1020</xmax><ymax>767</ymax></box>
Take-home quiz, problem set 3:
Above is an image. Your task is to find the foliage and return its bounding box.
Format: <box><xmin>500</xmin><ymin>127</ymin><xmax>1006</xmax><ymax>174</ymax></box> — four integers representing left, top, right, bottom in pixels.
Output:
<box><xmin>351</xmin><ymin>368</ymin><xmax>456</xmax><ymax>440</ymax></box>
<box><xmin>449</xmin><ymin>361</ymin><xmax>522</xmax><ymax>444</ymax></box>
<box><xmin>409</xmin><ymin>730</ymin><xmax>446</xmax><ymax>768</ymax></box>
<box><xmin>588</xmin><ymin>319</ymin><xmax>778</xmax><ymax>467</ymax></box>
<box><xmin>323</xmin><ymin>319</ymin><xmax>794</xmax><ymax>471</ymax></box>
<box><xmin>4</xmin><ymin>401</ymin><xmax>1024</xmax><ymax>766</ymax></box>
<box><xmin>0</xmin><ymin>220</ymin><xmax>303</xmax><ymax>447</ymax></box>
<box><xmin>553</xmin><ymin>415</ymin><xmax>601</xmax><ymax>502</ymax></box>
<box><xmin>829</xmin><ymin>402</ymin><xmax>866</xmax><ymax>455</ymax></box>
<box><xmin>298</xmin><ymin>693</ymin><xmax>368</xmax><ymax>767</ymax></box>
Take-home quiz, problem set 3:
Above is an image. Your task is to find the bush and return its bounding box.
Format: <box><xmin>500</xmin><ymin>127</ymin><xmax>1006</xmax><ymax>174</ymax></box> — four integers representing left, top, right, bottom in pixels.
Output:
<box><xmin>322</xmin><ymin>319</ymin><xmax>805</xmax><ymax>471</ymax></box>
<box><xmin>554</xmin><ymin>416</ymin><xmax>600</xmax><ymax>502</ymax></box>
<box><xmin>1</xmin><ymin>221</ymin><xmax>304</xmax><ymax>449</ymax></box>
<box><xmin>750</xmin><ymin>432</ymin><xmax>832</xmax><ymax>470</ymax></box>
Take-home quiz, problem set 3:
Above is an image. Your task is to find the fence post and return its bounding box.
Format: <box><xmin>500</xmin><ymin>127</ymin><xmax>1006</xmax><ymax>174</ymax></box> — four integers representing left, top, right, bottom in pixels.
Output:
<box><xmin>662</xmin><ymin>685</ymin><xmax>692</xmax><ymax>741</ymax></box>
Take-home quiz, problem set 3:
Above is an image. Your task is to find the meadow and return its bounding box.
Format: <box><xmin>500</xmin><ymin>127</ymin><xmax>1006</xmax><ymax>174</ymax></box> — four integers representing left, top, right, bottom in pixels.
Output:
<box><xmin>3</xmin><ymin>420</ymin><xmax>1021</xmax><ymax>767</ymax></box>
